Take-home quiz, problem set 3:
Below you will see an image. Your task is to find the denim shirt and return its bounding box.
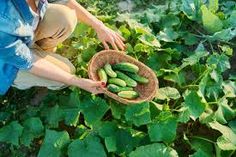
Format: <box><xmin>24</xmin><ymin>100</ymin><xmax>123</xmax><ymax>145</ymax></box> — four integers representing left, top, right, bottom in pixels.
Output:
<box><xmin>0</xmin><ymin>0</ymin><xmax>69</xmax><ymax>95</ymax></box>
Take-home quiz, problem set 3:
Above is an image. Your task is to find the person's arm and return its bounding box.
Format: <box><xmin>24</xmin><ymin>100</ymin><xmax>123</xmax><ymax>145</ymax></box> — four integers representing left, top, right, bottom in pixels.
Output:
<box><xmin>29</xmin><ymin>55</ymin><xmax>105</xmax><ymax>94</ymax></box>
<box><xmin>66</xmin><ymin>0</ymin><xmax>126</xmax><ymax>51</ymax></box>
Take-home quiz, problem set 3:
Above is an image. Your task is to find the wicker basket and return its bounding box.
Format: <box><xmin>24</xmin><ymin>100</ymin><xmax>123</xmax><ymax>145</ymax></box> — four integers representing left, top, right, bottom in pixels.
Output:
<box><xmin>88</xmin><ymin>50</ymin><xmax>159</xmax><ymax>105</ymax></box>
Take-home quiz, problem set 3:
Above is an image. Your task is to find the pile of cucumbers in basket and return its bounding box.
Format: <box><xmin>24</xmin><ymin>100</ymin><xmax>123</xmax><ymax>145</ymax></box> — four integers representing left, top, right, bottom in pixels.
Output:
<box><xmin>98</xmin><ymin>62</ymin><xmax>149</xmax><ymax>99</ymax></box>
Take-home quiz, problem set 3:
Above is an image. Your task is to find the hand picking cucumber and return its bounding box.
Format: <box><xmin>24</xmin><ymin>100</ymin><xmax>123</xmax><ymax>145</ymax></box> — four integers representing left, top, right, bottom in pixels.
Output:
<box><xmin>104</xmin><ymin>63</ymin><xmax>117</xmax><ymax>78</ymax></box>
<box><xmin>118</xmin><ymin>91</ymin><xmax>139</xmax><ymax>99</ymax></box>
<box><xmin>107</xmin><ymin>84</ymin><xmax>133</xmax><ymax>93</ymax></box>
<box><xmin>116</xmin><ymin>71</ymin><xmax>137</xmax><ymax>87</ymax></box>
<box><xmin>113</xmin><ymin>62</ymin><xmax>139</xmax><ymax>73</ymax></box>
<box><xmin>126</xmin><ymin>73</ymin><xmax>149</xmax><ymax>84</ymax></box>
<box><xmin>108</xmin><ymin>78</ymin><xmax>126</xmax><ymax>87</ymax></box>
<box><xmin>98</xmin><ymin>68</ymin><xmax>107</xmax><ymax>83</ymax></box>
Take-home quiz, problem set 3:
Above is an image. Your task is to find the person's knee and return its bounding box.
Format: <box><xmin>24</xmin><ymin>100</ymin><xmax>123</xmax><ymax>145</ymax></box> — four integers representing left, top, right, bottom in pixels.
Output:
<box><xmin>46</xmin><ymin>4</ymin><xmax>77</xmax><ymax>35</ymax></box>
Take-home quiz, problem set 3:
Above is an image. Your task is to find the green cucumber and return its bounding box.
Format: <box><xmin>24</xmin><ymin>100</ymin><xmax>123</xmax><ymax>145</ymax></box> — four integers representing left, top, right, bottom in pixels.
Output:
<box><xmin>118</xmin><ymin>91</ymin><xmax>139</xmax><ymax>99</ymax></box>
<box><xmin>107</xmin><ymin>84</ymin><xmax>133</xmax><ymax>93</ymax></box>
<box><xmin>126</xmin><ymin>73</ymin><xmax>149</xmax><ymax>84</ymax></box>
<box><xmin>107</xmin><ymin>84</ymin><xmax>120</xmax><ymax>93</ymax></box>
<box><xmin>104</xmin><ymin>63</ymin><xmax>117</xmax><ymax>78</ymax></box>
<box><xmin>98</xmin><ymin>68</ymin><xmax>107</xmax><ymax>83</ymax></box>
<box><xmin>116</xmin><ymin>71</ymin><xmax>137</xmax><ymax>87</ymax></box>
<box><xmin>119</xmin><ymin>87</ymin><xmax>134</xmax><ymax>92</ymax></box>
<box><xmin>113</xmin><ymin>62</ymin><xmax>139</xmax><ymax>73</ymax></box>
<box><xmin>108</xmin><ymin>78</ymin><xmax>126</xmax><ymax>87</ymax></box>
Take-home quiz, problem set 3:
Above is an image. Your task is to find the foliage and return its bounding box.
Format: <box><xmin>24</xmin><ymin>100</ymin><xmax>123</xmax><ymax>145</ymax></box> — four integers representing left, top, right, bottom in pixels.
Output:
<box><xmin>0</xmin><ymin>0</ymin><xmax>236</xmax><ymax>156</ymax></box>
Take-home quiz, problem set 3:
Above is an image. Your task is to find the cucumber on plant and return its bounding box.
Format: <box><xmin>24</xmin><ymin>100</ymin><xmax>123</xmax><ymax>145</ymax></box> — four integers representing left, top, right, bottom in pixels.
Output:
<box><xmin>104</xmin><ymin>63</ymin><xmax>117</xmax><ymax>78</ymax></box>
<box><xmin>116</xmin><ymin>71</ymin><xmax>137</xmax><ymax>87</ymax></box>
<box><xmin>113</xmin><ymin>62</ymin><xmax>139</xmax><ymax>73</ymax></box>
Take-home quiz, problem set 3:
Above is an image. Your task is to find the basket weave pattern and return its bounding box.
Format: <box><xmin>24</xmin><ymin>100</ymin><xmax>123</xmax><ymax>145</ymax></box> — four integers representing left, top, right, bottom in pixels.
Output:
<box><xmin>88</xmin><ymin>50</ymin><xmax>159</xmax><ymax>105</ymax></box>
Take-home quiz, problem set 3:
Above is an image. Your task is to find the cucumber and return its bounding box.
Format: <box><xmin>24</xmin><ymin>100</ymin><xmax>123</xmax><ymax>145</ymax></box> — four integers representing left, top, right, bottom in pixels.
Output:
<box><xmin>108</xmin><ymin>78</ymin><xmax>126</xmax><ymax>87</ymax></box>
<box><xmin>98</xmin><ymin>68</ymin><xmax>107</xmax><ymax>83</ymax></box>
<box><xmin>107</xmin><ymin>84</ymin><xmax>120</xmax><ymax>93</ymax></box>
<box><xmin>107</xmin><ymin>84</ymin><xmax>133</xmax><ymax>93</ymax></box>
<box><xmin>126</xmin><ymin>73</ymin><xmax>149</xmax><ymax>84</ymax></box>
<box><xmin>116</xmin><ymin>71</ymin><xmax>137</xmax><ymax>87</ymax></box>
<box><xmin>104</xmin><ymin>63</ymin><xmax>117</xmax><ymax>78</ymax></box>
<box><xmin>119</xmin><ymin>87</ymin><xmax>134</xmax><ymax>92</ymax></box>
<box><xmin>113</xmin><ymin>62</ymin><xmax>139</xmax><ymax>73</ymax></box>
<box><xmin>118</xmin><ymin>91</ymin><xmax>139</xmax><ymax>99</ymax></box>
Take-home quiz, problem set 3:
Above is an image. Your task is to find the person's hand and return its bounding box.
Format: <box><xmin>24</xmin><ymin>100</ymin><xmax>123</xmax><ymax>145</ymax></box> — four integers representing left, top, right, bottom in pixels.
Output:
<box><xmin>95</xmin><ymin>23</ymin><xmax>126</xmax><ymax>51</ymax></box>
<box><xmin>78</xmin><ymin>78</ymin><xmax>105</xmax><ymax>94</ymax></box>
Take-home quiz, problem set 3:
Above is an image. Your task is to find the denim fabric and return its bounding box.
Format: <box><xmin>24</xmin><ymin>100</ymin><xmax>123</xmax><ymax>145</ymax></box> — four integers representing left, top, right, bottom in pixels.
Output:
<box><xmin>0</xmin><ymin>0</ymin><xmax>49</xmax><ymax>95</ymax></box>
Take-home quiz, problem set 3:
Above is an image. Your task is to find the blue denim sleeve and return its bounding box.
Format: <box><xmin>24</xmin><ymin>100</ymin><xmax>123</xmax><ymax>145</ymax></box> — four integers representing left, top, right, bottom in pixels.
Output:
<box><xmin>47</xmin><ymin>0</ymin><xmax>69</xmax><ymax>4</ymax></box>
<box><xmin>0</xmin><ymin>31</ymin><xmax>33</xmax><ymax>70</ymax></box>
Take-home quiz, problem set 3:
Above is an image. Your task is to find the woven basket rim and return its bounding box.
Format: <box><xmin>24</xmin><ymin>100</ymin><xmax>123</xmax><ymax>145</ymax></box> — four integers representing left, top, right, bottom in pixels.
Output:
<box><xmin>88</xmin><ymin>50</ymin><xmax>159</xmax><ymax>105</ymax></box>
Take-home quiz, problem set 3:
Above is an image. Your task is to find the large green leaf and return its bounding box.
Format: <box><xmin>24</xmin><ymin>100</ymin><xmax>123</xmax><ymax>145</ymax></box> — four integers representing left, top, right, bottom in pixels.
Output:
<box><xmin>181</xmin><ymin>50</ymin><xmax>209</xmax><ymax>69</ymax></box>
<box><xmin>110</xmin><ymin>101</ymin><xmax>126</xmax><ymax>119</ymax></box>
<box><xmin>199</xmin><ymin>73</ymin><xmax>223</xmax><ymax>99</ymax></box>
<box><xmin>190</xmin><ymin>149</ymin><xmax>211</xmax><ymax>157</ymax></box>
<box><xmin>160</xmin><ymin>14</ymin><xmax>180</xmax><ymax>28</ymax></box>
<box><xmin>20</xmin><ymin>117</ymin><xmax>44</xmax><ymax>147</ymax></box>
<box><xmin>125</xmin><ymin>102</ymin><xmax>151</xmax><ymax>126</ymax></box>
<box><xmin>208</xmin><ymin>0</ymin><xmax>219</xmax><ymax>13</ymax></box>
<box><xmin>38</xmin><ymin>130</ymin><xmax>70</xmax><ymax>157</ymax></box>
<box><xmin>138</xmin><ymin>34</ymin><xmax>161</xmax><ymax>48</ymax></box>
<box><xmin>81</xmin><ymin>47</ymin><xmax>97</xmax><ymax>62</ymax></box>
<box><xmin>105</xmin><ymin>136</ymin><xmax>117</xmax><ymax>152</ymax></box>
<box><xmin>183</xmin><ymin>90</ymin><xmax>206</xmax><ymax>120</ymax></box>
<box><xmin>215</xmin><ymin>98</ymin><xmax>235</xmax><ymax>124</ymax></box>
<box><xmin>0</xmin><ymin>121</ymin><xmax>23</xmax><ymax>146</ymax></box>
<box><xmin>209</xmin><ymin>121</ymin><xmax>236</xmax><ymax>147</ymax></box>
<box><xmin>189</xmin><ymin>137</ymin><xmax>214</xmax><ymax>156</ymax></box>
<box><xmin>181</xmin><ymin>0</ymin><xmax>202</xmax><ymax>21</ymax></box>
<box><xmin>201</xmin><ymin>5</ymin><xmax>223</xmax><ymax>34</ymax></box>
<box><xmin>119</xmin><ymin>25</ymin><xmax>131</xmax><ymax>39</ymax></box>
<box><xmin>129</xmin><ymin>143</ymin><xmax>178</xmax><ymax>157</ymax></box>
<box><xmin>157</xmin><ymin>28</ymin><xmax>179</xmax><ymax>42</ymax></box>
<box><xmin>177</xmin><ymin>107</ymin><xmax>190</xmax><ymax>123</ymax></box>
<box><xmin>111</xmin><ymin>129</ymin><xmax>139</xmax><ymax>154</ymax></box>
<box><xmin>148</xmin><ymin>114</ymin><xmax>177</xmax><ymax>143</ymax></box>
<box><xmin>62</xmin><ymin>107</ymin><xmax>80</xmax><ymax>127</ymax></box>
<box><xmin>164</xmin><ymin>71</ymin><xmax>186</xmax><ymax>87</ymax></box>
<box><xmin>222</xmin><ymin>81</ymin><xmax>236</xmax><ymax>98</ymax></box>
<box><xmin>207</xmin><ymin>54</ymin><xmax>230</xmax><ymax>73</ymax></box>
<box><xmin>226</xmin><ymin>10</ymin><xmax>236</xmax><ymax>27</ymax></box>
<box><xmin>156</xmin><ymin>87</ymin><xmax>181</xmax><ymax>100</ymax></box>
<box><xmin>80</xmin><ymin>96</ymin><xmax>109</xmax><ymax>125</ymax></box>
<box><xmin>229</xmin><ymin>120</ymin><xmax>236</xmax><ymax>134</ymax></box>
<box><xmin>207</xmin><ymin>28</ymin><xmax>236</xmax><ymax>42</ymax></box>
<box><xmin>98</xmin><ymin>122</ymin><xmax>139</xmax><ymax>154</ymax></box>
<box><xmin>146</xmin><ymin>52</ymin><xmax>172</xmax><ymax>72</ymax></box>
<box><xmin>217</xmin><ymin>136</ymin><xmax>236</xmax><ymax>150</ymax></box>
<box><xmin>68</xmin><ymin>135</ymin><xmax>106</xmax><ymax>157</ymax></box>
<box><xmin>98</xmin><ymin>122</ymin><xmax>118</xmax><ymax>138</ymax></box>
<box><xmin>41</xmin><ymin>105</ymin><xmax>64</xmax><ymax>128</ymax></box>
